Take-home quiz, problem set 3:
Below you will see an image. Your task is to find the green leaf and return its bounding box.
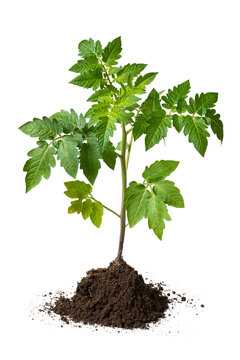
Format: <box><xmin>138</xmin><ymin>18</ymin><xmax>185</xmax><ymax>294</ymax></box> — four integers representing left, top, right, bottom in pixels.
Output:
<box><xmin>172</xmin><ymin>114</ymin><xmax>185</xmax><ymax>133</ymax></box>
<box><xmin>153</xmin><ymin>180</ymin><xmax>184</xmax><ymax>208</ymax></box>
<box><xmin>116</xmin><ymin>63</ymin><xmax>147</xmax><ymax>83</ymax></box>
<box><xmin>142</xmin><ymin>160</ymin><xmax>179</xmax><ymax>183</ymax></box>
<box><xmin>80</xmin><ymin>134</ymin><xmax>101</xmax><ymax>184</ymax></box>
<box><xmin>85</xmin><ymin>103</ymin><xmax>111</xmax><ymax>126</ymax></box>
<box><xmin>90</xmin><ymin>201</ymin><xmax>104</xmax><ymax>228</ymax></box>
<box><xmin>96</xmin><ymin>116</ymin><xmax>116</xmax><ymax>151</ymax></box>
<box><xmin>117</xmin><ymin>94</ymin><xmax>140</xmax><ymax>108</ymax></box>
<box><xmin>125</xmin><ymin>183</ymin><xmax>151</xmax><ymax>227</ymax></box>
<box><xmin>146</xmin><ymin>192</ymin><xmax>171</xmax><ymax>240</ymax></box>
<box><xmin>68</xmin><ymin>200</ymin><xmax>82</xmax><ymax>214</ymax></box>
<box><xmin>78</xmin><ymin>38</ymin><xmax>102</xmax><ymax>59</ymax></box>
<box><xmin>205</xmin><ymin>109</ymin><xmax>223</xmax><ymax>142</ymax></box>
<box><xmin>19</xmin><ymin>117</ymin><xmax>62</xmax><ymax>140</ymax></box>
<box><xmin>132</xmin><ymin>114</ymin><xmax>148</xmax><ymax>140</ymax></box>
<box><xmin>81</xmin><ymin>199</ymin><xmax>93</xmax><ymax>219</ymax></box>
<box><xmin>145</xmin><ymin>112</ymin><xmax>171</xmax><ymax>150</ymax></box>
<box><xmin>70</xmin><ymin>69</ymin><xmax>107</xmax><ymax>90</ymax></box>
<box><xmin>64</xmin><ymin>180</ymin><xmax>92</xmax><ymax>199</ymax></box>
<box><xmin>50</xmin><ymin>109</ymin><xmax>85</xmax><ymax>132</ymax></box>
<box><xmin>141</xmin><ymin>88</ymin><xmax>161</xmax><ymax>115</ymax></box>
<box><xmin>134</xmin><ymin>72</ymin><xmax>158</xmax><ymax>94</ymax></box>
<box><xmin>102</xmin><ymin>37</ymin><xmax>122</xmax><ymax>67</ymax></box>
<box><xmin>187</xmin><ymin>92</ymin><xmax>218</xmax><ymax>115</ymax></box>
<box><xmin>87</xmin><ymin>88</ymin><xmax>113</xmax><ymax>103</ymax></box>
<box><xmin>23</xmin><ymin>142</ymin><xmax>56</xmax><ymax>192</ymax></box>
<box><xmin>69</xmin><ymin>58</ymin><xmax>99</xmax><ymax>73</ymax></box>
<box><xmin>162</xmin><ymin>80</ymin><xmax>191</xmax><ymax>110</ymax></box>
<box><xmin>102</xmin><ymin>141</ymin><xmax>117</xmax><ymax>170</ymax></box>
<box><xmin>57</xmin><ymin>136</ymin><xmax>79</xmax><ymax>178</ymax></box>
<box><xmin>183</xmin><ymin>115</ymin><xmax>210</xmax><ymax>156</ymax></box>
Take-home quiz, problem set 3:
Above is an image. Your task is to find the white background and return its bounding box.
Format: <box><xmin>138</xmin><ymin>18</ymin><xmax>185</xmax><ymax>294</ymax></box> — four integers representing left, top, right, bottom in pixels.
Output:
<box><xmin>1</xmin><ymin>0</ymin><xmax>240</xmax><ymax>358</ymax></box>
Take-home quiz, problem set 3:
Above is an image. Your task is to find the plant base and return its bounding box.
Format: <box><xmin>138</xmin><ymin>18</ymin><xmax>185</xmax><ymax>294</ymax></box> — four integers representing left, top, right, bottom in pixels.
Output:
<box><xmin>49</xmin><ymin>259</ymin><xmax>170</xmax><ymax>329</ymax></box>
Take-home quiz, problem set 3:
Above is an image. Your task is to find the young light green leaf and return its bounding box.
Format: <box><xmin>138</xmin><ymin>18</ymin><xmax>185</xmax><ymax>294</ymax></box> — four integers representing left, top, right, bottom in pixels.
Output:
<box><xmin>141</xmin><ymin>88</ymin><xmax>161</xmax><ymax>115</ymax></box>
<box><xmin>102</xmin><ymin>141</ymin><xmax>117</xmax><ymax>170</ymax></box>
<box><xmin>87</xmin><ymin>88</ymin><xmax>113</xmax><ymax>103</ymax></box>
<box><xmin>116</xmin><ymin>63</ymin><xmax>147</xmax><ymax>84</ymax></box>
<box><xmin>64</xmin><ymin>180</ymin><xmax>92</xmax><ymax>199</ymax></box>
<box><xmin>205</xmin><ymin>109</ymin><xmax>223</xmax><ymax>142</ymax></box>
<box><xmin>85</xmin><ymin>103</ymin><xmax>111</xmax><ymax>126</ymax></box>
<box><xmin>70</xmin><ymin>69</ymin><xmax>107</xmax><ymax>90</ymax></box>
<box><xmin>81</xmin><ymin>199</ymin><xmax>93</xmax><ymax>219</ymax></box>
<box><xmin>19</xmin><ymin>117</ymin><xmax>61</xmax><ymax>140</ymax></box>
<box><xmin>80</xmin><ymin>134</ymin><xmax>101</xmax><ymax>184</ymax></box>
<box><xmin>146</xmin><ymin>192</ymin><xmax>171</xmax><ymax>240</ymax></box>
<box><xmin>134</xmin><ymin>73</ymin><xmax>158</xmax><ymax>94</ymax></box>
<box><xmin>68</xmin><ymin>200</ymin><xmax>82</xmax><ymax>214</ymax></box>
<box><xmin>142</xmin><ymin>160</ymin><xmax>179</xmax><ymax>183</ymax></box>
<box><xmin>117</xmin><ymin>94</ymin><xmax>140</xmax><ymax>108</ymax></box>
<box><xmin>23</xmin><ymin>142</ymin><xmax>56</xmax><ymax>192</ymax></box>
<box><xmin>153</xmin><ymin>180</ymin><xmax>184</xmax><ymax>208</ymax></box>
<box><xmin>183</xmin><ymin>115</ymin><xmax>210</xmax><ymax>156</ymax></box>
<box><xmin>125</xmin><ymin>184</ymin><xmax>151</xmax><ymax>227</ymax></box>
<box><xmin>57</xmin><ymin>136</ymin><xmax>79</xmax><ymax>178</ymax></box>
<box><xmin>102</xmin><ymin>37</ymin><xmax>122</xmax><ymax>67</ymax></box>
<box><xmin>162</xmin><ymin>80</ymin><xmax>191</xmax><ymax>110</ymax></box>
<box><xmin>90</xmin><ymin>201</ymin><xmax>104</xmax><ymax>228</ymax></box>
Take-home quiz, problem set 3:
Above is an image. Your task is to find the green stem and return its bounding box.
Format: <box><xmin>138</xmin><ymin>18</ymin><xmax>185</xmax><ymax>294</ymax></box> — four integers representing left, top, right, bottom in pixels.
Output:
<box><xmin>126</xmin><ymin>132</ymin><xmax>133</xmax><ymax>169</ymax></box>
<box><xmin>116</xmin><ymin>122</ymin><xmax>127</xmax><ymax>260</ymax></box>
<box><xmin>89</xmin><ymin>195</ymin><xmax>120</xmax><ymax>218</ymax></box>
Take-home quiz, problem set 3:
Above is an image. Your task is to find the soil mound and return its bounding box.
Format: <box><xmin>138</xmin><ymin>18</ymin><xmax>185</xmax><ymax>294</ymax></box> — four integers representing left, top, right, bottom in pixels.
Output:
<box><xmin>51</xmin><ymin>259</ymin><xmax>169</xmax><ymax>329</ymax></box>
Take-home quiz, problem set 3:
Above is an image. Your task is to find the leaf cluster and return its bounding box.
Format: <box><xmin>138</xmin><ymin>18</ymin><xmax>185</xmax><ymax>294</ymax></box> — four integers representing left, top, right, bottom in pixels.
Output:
<box><xmin>19</xmin><ymin>37</ymin><xmax>223</xmax><ymax>240</ymax></box>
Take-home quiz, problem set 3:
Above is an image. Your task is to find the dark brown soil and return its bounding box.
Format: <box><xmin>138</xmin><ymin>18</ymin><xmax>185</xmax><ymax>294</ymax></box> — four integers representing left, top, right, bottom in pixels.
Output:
<box><xmin>50</xmin><ymin>259</ymin><xmax>170</xmax><ymax>329</ymax></box>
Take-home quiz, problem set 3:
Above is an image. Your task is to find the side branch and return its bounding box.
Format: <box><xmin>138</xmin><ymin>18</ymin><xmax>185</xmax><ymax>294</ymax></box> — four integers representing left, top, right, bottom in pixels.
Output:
<box><xmin>89</xmin><ymin>195</ymin><xmax>120</xmax><ymax>218</ymax></box>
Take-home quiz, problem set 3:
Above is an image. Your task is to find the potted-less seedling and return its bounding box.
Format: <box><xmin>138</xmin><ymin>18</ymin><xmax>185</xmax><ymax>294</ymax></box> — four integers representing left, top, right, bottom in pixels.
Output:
<box><xmin>19</xmin><ymin>37</ymin><xmax>223</xmax><ymax>329</ymax></box>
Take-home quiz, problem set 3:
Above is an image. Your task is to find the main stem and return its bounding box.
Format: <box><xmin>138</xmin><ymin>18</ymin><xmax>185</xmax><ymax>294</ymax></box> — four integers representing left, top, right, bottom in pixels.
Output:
<box><xmin>116</xmin><ymin>122</ymin><xmax>127</xmax><ymax>260</ymax></box>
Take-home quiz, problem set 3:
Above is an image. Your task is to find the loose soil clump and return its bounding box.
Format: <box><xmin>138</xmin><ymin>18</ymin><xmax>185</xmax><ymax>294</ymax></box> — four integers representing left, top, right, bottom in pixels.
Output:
<box><xmin>50</xmin><ymin>259</ymin><xmax>169</xmax><ymax>329</ymax></box>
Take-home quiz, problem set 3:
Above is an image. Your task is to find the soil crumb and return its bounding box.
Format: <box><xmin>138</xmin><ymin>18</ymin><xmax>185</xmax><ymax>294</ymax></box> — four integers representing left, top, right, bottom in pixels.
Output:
<box><xmin>47</xmin><ymin>259</ymin><xmax>169</xmax><ymax>329</ymax></box>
